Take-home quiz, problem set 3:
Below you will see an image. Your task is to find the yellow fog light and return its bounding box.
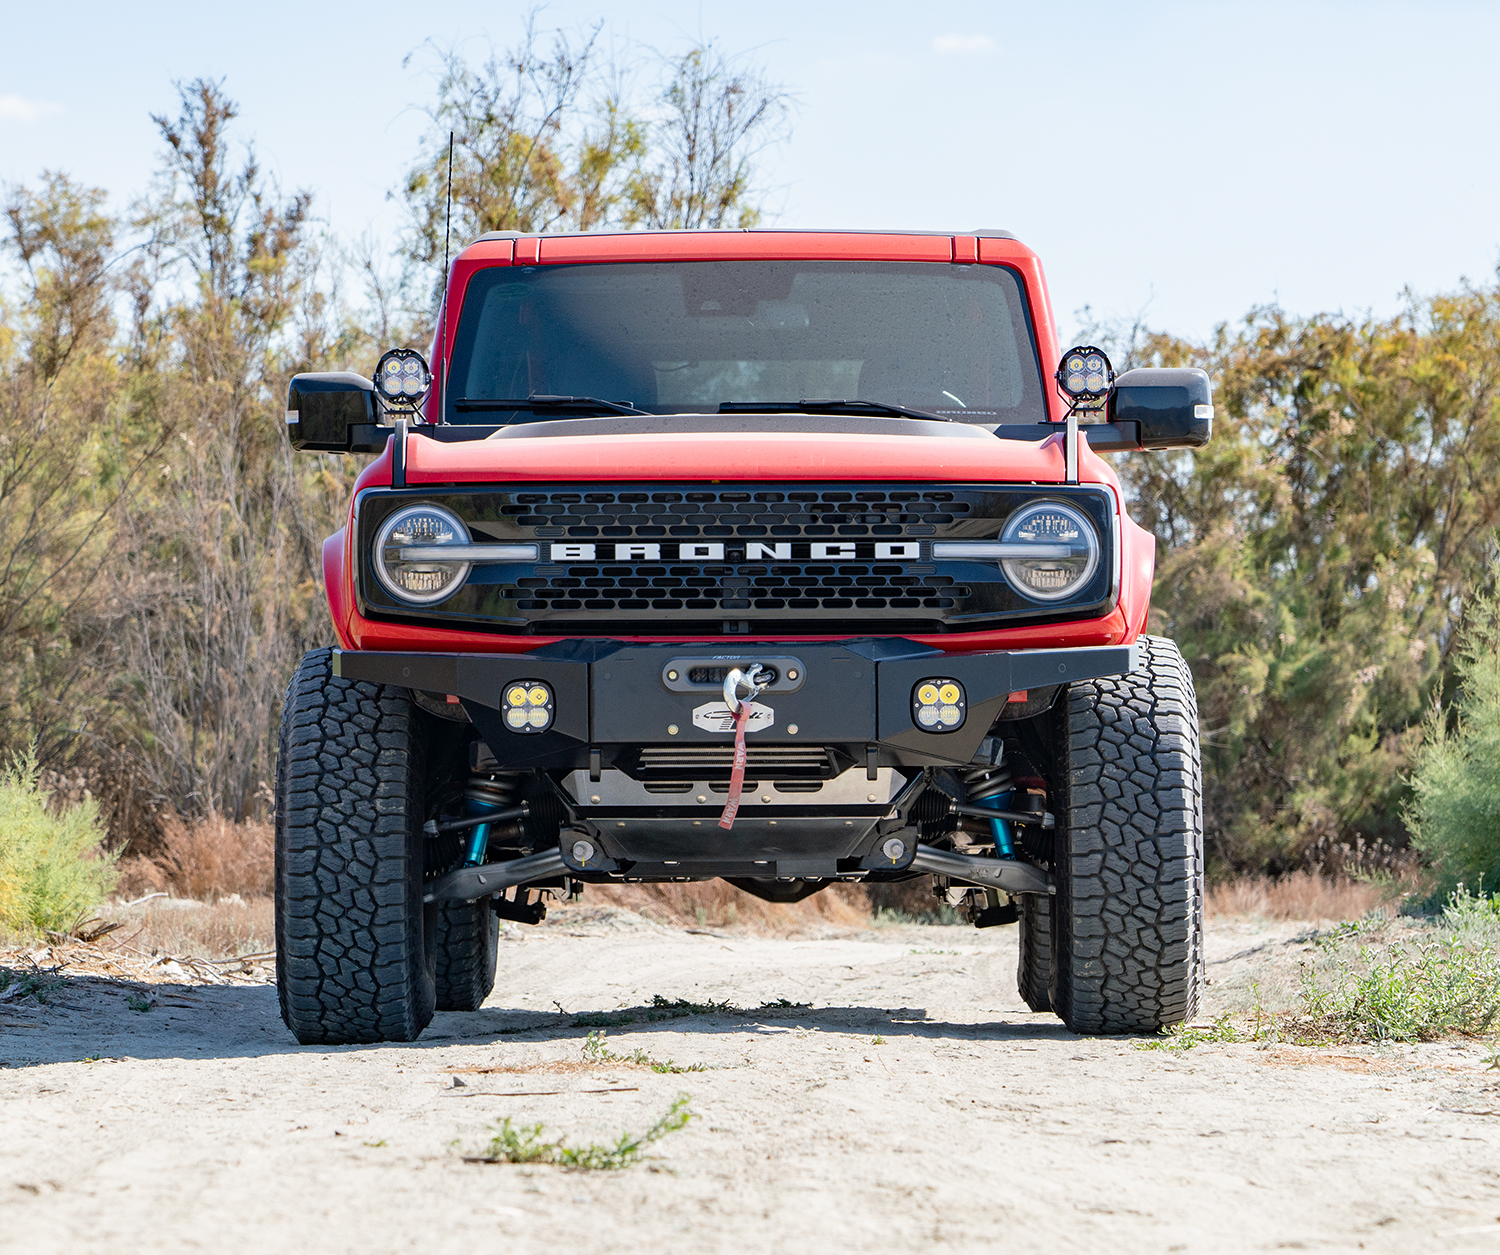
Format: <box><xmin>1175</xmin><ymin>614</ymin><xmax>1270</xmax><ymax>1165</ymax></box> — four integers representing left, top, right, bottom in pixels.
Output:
<box><xmin>503</xmin><ymin>679</ymin><xmax>554</xmax><ymax>734</ymax></box>
<box><xmin>913</xmin><ymin>678</ymin><xmax>966</xmax><ymax>733</ymax></box>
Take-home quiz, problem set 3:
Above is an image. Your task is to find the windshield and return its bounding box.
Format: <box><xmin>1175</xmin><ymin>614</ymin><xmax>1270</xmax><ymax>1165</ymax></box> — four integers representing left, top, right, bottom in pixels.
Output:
<box><xmin>445</xmin><ymin>260</ymin><xmax>1047</xmax><ymax>424</ymax></box>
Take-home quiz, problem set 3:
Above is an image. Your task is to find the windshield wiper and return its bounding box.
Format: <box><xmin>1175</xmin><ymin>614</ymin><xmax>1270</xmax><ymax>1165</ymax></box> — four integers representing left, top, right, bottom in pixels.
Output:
<box><xmin>455</xmin><ymin>394</ymin><xmax>650</xmax><ymax>417</ymax></box>
<box><xmin>717</xmin><ymin>399</ymin><xmax>954</xmax><ymax>423</ymax></box>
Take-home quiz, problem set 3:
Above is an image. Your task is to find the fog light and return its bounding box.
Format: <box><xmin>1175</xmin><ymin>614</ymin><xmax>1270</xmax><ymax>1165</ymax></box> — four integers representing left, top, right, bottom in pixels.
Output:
<box><xmin>1056</xmin><ymin>344</ymin><xmax>1114</xmax><ymax>409</ymax></box>
<box><xmin>913</xmin><ymin>678</ymin><xmax>965</xmax><ymax>732</ymax></box>
<box><xmin>503</xmin><ymin>680</ymin><xmax>554</xmax><ymax>733</ymax></box>
<box><xmin>374</xmin><ymin>347</ymin><xmax>431</xmax><ymax>411</ymax></box>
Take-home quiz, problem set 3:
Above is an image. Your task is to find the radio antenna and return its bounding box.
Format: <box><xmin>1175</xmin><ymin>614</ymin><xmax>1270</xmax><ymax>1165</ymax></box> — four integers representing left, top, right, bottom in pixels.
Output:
<box><xmin>442</xmin><ymin>130</ymin><xmax>454</xmax><ymax>280</ymax></box>
<box><xmin>435</xmin><ymin>130</ymin><xmax>455</xmax><ymax>423</ymax></box>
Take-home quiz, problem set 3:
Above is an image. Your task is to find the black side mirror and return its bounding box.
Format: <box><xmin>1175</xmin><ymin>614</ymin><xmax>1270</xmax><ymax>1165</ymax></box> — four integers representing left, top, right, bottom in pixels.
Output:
<box><xmin>286</xmin><ymin>373</ymin><xmax>376</xmax><ymax>452</ymax></box>
<box><xmin>1108</xmin><ymin>368</ymin><xmax>1212</xmax><ymax>449</ymax></box>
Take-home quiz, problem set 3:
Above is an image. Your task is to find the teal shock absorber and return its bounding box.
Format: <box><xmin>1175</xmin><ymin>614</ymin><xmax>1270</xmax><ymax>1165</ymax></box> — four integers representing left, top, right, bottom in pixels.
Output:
<box><xmin>961</xmin><ymin>760</ymin><xmax>1016</xmax><ymax>859</ymax></box>
<box><xmin>461</xmin><ymin>775</ymin><xmax>521</xmax><ymax>867</ymax></box>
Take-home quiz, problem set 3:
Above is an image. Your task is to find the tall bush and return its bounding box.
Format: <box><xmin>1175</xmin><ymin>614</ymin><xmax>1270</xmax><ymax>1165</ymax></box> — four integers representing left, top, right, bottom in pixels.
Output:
<box><xmin>0</xmin><ymin>745</ymin><xmax>117</xmax><ymax>934</ymax></box>
<box><xmin>1408</xmin><ymin>566</ymin><xmax>1500</xmax><ymax>892</ymax></box>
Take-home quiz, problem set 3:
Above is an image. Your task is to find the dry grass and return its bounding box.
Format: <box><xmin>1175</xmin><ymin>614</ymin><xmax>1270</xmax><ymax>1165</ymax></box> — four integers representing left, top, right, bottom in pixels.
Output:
<box><xmin>116</xmin><ymin>814</ymin><xmax>273</xmax><ymax>901</ymax></box>
<box><xmin>1206</xmin><ymin>872</ymin><xmax>1402</xmax><ymax>922</ymax></box>
<box><xmin>104</xmin><ymin>897</ymin><xmax>276</xmax><ymax>961</ymax></box>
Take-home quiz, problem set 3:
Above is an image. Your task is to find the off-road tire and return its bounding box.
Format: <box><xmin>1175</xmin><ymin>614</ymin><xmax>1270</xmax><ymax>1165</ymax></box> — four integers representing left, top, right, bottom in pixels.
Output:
<box><xmin>275</xmin><ymin>647</ymin><xmax>437</xmax><ymax>1045</ymax></box>
<box><xmin>433</xmin><ymin>902</ymin><xmax>499</xmax><ymax>1011</ymax></box>
<box><xmin>1049</xmin><ymin>635</ymin><xmax>1204</xmax><ymax>1035</ymax></box>
<box><xmin>1016</xmin><ymin>895</ymin><xmax>1053</xmax><ymax>1012</ymax></box>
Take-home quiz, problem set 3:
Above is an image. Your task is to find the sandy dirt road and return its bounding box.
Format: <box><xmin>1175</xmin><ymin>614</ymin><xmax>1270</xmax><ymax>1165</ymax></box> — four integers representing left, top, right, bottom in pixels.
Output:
<box><xmin>3</xmin><ymin>907</ymin><xmax>1499</xmax><ymax>1255</ymax></box>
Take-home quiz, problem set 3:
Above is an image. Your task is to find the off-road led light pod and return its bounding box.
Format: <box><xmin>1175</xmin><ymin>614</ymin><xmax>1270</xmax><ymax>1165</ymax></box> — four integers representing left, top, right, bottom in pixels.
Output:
<box><xmin>913</xmin><ymin>678</ymin><xmax>966</xmax><ymax>732</ymax></box>
<box><xmin>374</xmin><ymin>348</ymin><xmax>432</xmax><ymax>410</ymax></box>
<box><xmin>373</xmin><ymin>503</ymin><xmax>472</xmax><ymax>605</ymax></box>
<box><xmin>503</xmin><ymin>680</ymin><xmax>555</xmax><ymax>733</ymax></box>
<box><xmin>999</xmin><ymin>500</ymin><xmax>1099</xmax><ymax>602</ymax></box>
<box><xmin>1055</xmin><ymin>345</ymin><xmax>1115</xmax><ymax>410</ymax></box>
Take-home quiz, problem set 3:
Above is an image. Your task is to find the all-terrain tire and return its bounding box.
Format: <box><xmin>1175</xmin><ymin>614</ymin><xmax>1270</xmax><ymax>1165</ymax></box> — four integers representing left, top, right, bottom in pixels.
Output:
<box><xmin>1016</xmin><ymin>895</ymin><xmax>1053</xmax><ymax>1012</ymax></box>
<box><xmin>275</xmin><ymin>647</ymin><xmax>437</xmax><ymax>1045</ymax></box>
<box><xmin>434</xmin><ymin>902</ymin><xmax>499</xmax><ymax>1011</ymax></box>
<box><xmin>1049</xmin><ymin>635</ymin><xmax>1204</xmax><ymax>1035</ymax></box>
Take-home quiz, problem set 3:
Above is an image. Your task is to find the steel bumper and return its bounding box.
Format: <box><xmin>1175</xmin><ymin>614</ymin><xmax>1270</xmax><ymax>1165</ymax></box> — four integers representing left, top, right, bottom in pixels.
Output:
<box><xmin>334</xmin><ymin>638</ymin><xmax>1139</xmax><ymax>769</ymax></box>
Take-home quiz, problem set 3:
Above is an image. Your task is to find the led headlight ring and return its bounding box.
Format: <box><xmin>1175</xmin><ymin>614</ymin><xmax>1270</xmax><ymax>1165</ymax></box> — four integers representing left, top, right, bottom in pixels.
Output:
<box><xmin>373</xmin><ymin>503</ymin><xmax>472</xmax><ymax>605</ymax></box>
<box><xmin>999</xmin><ymin>499</ymin><xmax>1100</xmax><ymax>602</ymax></box>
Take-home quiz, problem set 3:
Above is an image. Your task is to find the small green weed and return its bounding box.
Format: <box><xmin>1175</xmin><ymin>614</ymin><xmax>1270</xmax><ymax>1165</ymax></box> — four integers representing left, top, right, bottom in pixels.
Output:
<box><xmin>1137</xmin><ymin>1014</ymin><xmax>1244</xmax><ymax>1052</ymax></box>
<box><xmin>871</xmin><ymin>1035</ymin><xmax>886</xmax><ymax>1045</ymax></box>
<box><xmin>127</xmin><ymin>994</ymin><xmax>153</xmax><ymax>1013</ymax></box>
<box><xmin>468</xmin><ymin>1093</ymin><xmax>695</xmax><ymax>1170</ymax></box>
<box><xmin>581</xmin><ymin>1029</ymin><xmax>706</xmax><ymax>1074</ymax></box>
<box><xmin>0</xmin><ymin>965</ymin><xmax>64</xmax><ymax>1004</ymax></box>
<box><xmin>363</xmin><ymin>1139</ymin><xmax>388</xmax><ymax>1148</ymax></box>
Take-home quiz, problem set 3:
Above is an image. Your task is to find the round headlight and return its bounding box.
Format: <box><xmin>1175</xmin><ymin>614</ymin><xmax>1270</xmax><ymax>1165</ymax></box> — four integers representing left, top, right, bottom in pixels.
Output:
<box><xmin>373</xmin><ymin>503</ymin><xmax>472</xmax><ymax>605</ymax></box>
<box><xmin>999</xmin><ymin>500</ymin><xmax>1099</xmax><ymax>602</ymax></box>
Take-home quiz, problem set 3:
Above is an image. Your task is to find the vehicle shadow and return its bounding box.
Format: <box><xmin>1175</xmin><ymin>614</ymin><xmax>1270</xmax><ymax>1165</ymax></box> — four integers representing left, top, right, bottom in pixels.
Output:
<box><xmin>0</xmin><ymin>980</ymin><xmax>1084</xmax><ymax>1068</ymax></box>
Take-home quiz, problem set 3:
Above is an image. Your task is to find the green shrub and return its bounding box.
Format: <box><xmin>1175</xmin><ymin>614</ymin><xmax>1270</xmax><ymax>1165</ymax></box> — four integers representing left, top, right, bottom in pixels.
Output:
<box><xmin>1409</xmin><ymin>571</ymin><xmax>1500</xmax><ymax>895</ymax></box>
<box><xmin>0</xmin><ymin>746</ymin><xmax>118</xmax><ymax>935</ymax></box>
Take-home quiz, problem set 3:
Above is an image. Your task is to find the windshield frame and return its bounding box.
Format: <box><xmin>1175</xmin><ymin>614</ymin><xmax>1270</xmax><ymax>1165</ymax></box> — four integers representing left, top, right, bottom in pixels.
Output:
<box><xmin>442</xmin><ymin>259</ymin><xmax>1048</xmax><ymax>427</ymax></box>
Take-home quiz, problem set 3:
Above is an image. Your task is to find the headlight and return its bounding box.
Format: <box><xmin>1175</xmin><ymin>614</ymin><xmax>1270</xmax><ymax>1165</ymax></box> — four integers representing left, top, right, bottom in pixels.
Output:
<box><xmin>374</xmin><ymin>348</ymin><xmax>431</xmax><ymax>410</ymax></box>
<box><xmin>373</xmin><ymin>504</ymin><xmax>472</xmax><ymax>604</ymax></box>
<box><xmin>999</xmin><ymin>500</ymin><xmax>1099</xmax><ymax>601</ymax></box>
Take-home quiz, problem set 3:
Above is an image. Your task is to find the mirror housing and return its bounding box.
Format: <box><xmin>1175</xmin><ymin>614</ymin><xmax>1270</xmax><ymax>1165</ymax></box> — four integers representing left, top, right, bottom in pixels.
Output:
<box><xmin>1107</xmin><ymin>368</ymin><xmax>1212</xmax><ymax>449</ymax></box>
<box><xmin>286</xmin><ymin>373</ymin><xmax>377</xmax><ymax>452</ymax></box>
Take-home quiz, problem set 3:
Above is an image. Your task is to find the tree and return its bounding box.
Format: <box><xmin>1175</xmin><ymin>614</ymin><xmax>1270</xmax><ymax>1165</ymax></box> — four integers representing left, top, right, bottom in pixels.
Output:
<box><xmin>401</xmin><ymin>19</ymin><xmax>644</xmax><ymax>284</ymax></box>
<box><xmin>621</xmin><ymin>43</ymin><xmax>791</xmax><ymax>230</ymax></box>
<box><xmin>110</xmin><ymin>78</ymin><xmax>359</xmax><ymax>821</ymax></box>
<box><xmin>1111</xmin><ymin>287</ymin><xmax>1500</xmax><ymax>872</ymax></box>
<box><xmin>399</xmin><ymin>20</ymin><xmax>791</xmax><ymax>317</ymax></box>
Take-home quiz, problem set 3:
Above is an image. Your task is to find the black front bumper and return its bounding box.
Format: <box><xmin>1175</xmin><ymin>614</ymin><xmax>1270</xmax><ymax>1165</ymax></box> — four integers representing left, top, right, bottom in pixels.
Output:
<box><xmin>334</xmin><ymin>639</ymin><xmax>1136</xmax><ymax>768</ymax></box>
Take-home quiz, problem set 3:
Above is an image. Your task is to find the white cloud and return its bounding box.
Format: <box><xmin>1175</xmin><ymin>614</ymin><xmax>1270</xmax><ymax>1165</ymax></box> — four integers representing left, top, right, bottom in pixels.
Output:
<box><xmin>932</xmin><ymin>34</ymin><xmax>996</xmax><ymax>54</ymax></box>
<box><xmin>0</xmin><ymin>94</ymin><xmax>63</xmax><ymax>124</ymax></box>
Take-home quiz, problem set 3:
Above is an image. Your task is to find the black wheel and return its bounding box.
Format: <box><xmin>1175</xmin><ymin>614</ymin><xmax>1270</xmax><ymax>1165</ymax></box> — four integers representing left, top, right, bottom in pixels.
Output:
<box><xmin>1016</xmin><ymin>895</ymin><xmax>1053</xmax><ymax>1012</ymax></box>
<box><xmin>434</xmin><ymin>901</ymin><xmax>499</xmax><ymax>1011</ymax></box>
<box><xmin>275</xmin><ymin>647</ymin><xmax>437</xmax><ymax>1045</ymax></box>
<box><xmin>1049</xmin><ymin>635</ymin><xmax>1204</xmax><ymax>1035</ymax></box>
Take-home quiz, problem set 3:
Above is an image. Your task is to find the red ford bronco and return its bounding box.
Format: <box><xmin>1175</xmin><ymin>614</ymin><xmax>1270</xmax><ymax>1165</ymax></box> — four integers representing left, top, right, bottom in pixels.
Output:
<box><xmin>278</xmin><ymin>229</ymin><xmax>1211</xmax><ymax>1044</ymax></box>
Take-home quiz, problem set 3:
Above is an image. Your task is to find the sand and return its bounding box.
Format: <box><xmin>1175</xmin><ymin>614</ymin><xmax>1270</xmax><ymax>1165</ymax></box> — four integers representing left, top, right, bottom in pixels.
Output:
<box><xmin>2</xmin><ymin>906</ymin><xmax>1499</xmax><ymax>1254</ymax></box>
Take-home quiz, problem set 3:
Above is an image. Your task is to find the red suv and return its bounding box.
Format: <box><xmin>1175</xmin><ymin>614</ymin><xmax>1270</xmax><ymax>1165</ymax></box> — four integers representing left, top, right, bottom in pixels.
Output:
<box><xmin>277</xmin><ymin>229</ymin><xmax>1212</xmax><ymax>1044</ymax></box>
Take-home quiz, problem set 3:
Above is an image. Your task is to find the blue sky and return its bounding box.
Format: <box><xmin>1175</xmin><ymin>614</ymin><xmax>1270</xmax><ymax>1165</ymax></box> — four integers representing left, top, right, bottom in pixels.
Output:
<box><xmin>3</xmin><ymin>0</ymin><xmax>1497</xmax><ymax>345</ymax></box>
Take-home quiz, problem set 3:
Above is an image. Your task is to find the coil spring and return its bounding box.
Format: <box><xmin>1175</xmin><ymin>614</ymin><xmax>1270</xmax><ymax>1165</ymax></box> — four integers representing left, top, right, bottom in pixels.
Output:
<box><xmin>465</xmin><ymin>772</ymin><xmax>523</xmax><ymax>810</ymax></box>
<box><xmin>961</xmin><ymin>763</ymin><xmax>1014</xmax><ymax>804</ymax></box>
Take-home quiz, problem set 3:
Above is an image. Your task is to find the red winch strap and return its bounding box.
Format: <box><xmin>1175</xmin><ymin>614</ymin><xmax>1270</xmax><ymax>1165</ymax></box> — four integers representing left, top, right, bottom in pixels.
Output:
<box><xmin>718</xmin><ymin>702</ymin><xmax>753</xmax><ymax>830</ymax></box>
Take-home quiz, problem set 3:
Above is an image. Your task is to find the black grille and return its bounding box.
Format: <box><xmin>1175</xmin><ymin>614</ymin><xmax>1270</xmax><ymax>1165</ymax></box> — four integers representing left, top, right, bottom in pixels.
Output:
<box><xmin>632</xmin><ymin>745</ymin><xmax>837</xmax><ymax>780</ymax></box>
<box><xmin>514</xmin><ymin>564</ymin><xmax>967</xmax><ymax>613</ymax></box>
<box><xmin>359</xmin><ymin>483</ymin><xmax>1115</xmax><ymax>636</ymax></box>
<box><xmin>503</xmin><ymin>487</ymin><xmax>970</xmax><ymax>538</ymax></box>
